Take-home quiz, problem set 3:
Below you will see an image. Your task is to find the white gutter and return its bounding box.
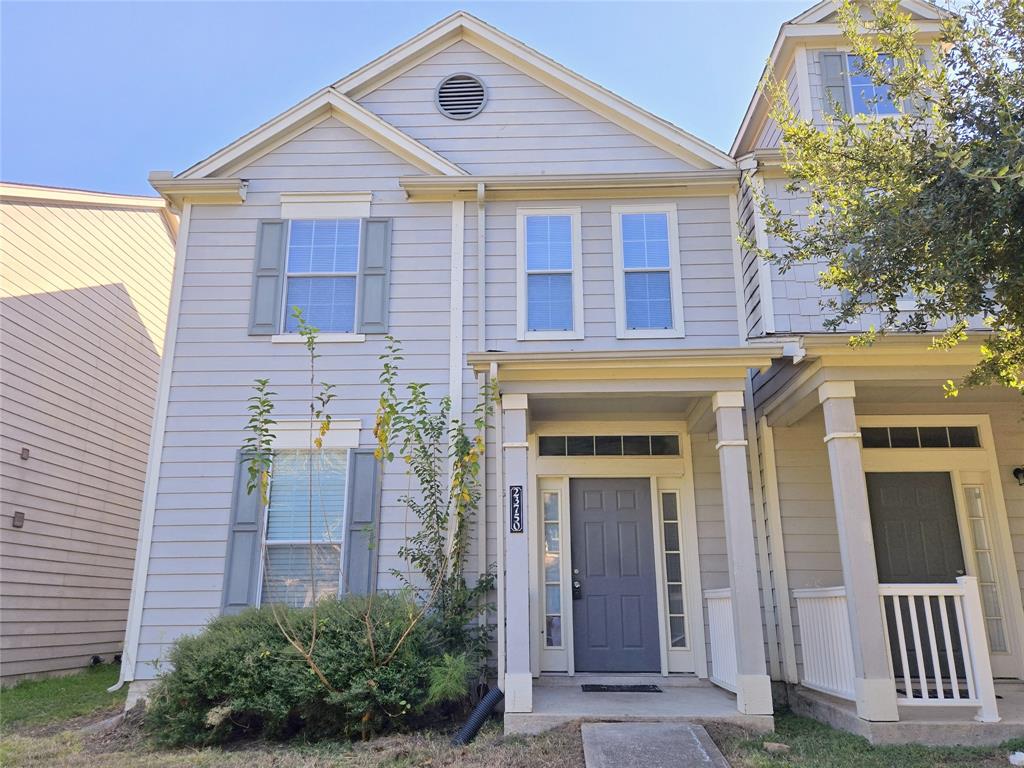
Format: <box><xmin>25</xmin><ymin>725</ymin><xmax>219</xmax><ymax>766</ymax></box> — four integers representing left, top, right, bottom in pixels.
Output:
<box><xmin>110</xmin><ymin>201</ymin><xmax>193</xmax><ymax>692</ymax></box>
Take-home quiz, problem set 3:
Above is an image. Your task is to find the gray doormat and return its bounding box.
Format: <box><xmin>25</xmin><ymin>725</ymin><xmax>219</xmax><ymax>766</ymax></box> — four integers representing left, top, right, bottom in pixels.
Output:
<box><xmin>581</xmin><ymin>684</ymin><xmax>662</xmax><ymax>693</ymax></box>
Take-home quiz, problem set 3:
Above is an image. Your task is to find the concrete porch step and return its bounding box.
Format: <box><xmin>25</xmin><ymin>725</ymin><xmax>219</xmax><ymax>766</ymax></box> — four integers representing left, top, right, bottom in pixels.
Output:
<box><xmin>505</xmin><ymin>679</ymin><xmax>774</xmax><ymax>735</ymax></box>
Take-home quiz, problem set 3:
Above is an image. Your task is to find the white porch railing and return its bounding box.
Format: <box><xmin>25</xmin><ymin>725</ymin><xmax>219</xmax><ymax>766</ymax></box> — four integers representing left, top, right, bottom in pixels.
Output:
<box><xmin>792</xmin><ymin>587</ymin><xmax>856</xmax><ymax>700</ymax></box>
<box><xmin>704</xmin><ymin>588</ymin><xmax>737</xmax><ymax>692</ymax></box>
<box><xmin>793</xmin><ymin>577</ymin><xmax>999</xmax><ymax>722</ymax></box>
<box><xmin>879</xmin><ymin>577</ymin><xmax>999</xmax><ymax>720</ymax></box>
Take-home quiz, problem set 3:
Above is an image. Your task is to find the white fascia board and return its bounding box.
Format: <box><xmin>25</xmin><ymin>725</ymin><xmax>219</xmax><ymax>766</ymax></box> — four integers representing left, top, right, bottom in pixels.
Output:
<box><xmin>335</xmin><ymin>12</ymin><xmax>735</xmax><ymax>171</ymax></box>
<box><xmin>177</xmin><ymin>89</ymin><xmax>466</xmax><ymax>180</ymax></box>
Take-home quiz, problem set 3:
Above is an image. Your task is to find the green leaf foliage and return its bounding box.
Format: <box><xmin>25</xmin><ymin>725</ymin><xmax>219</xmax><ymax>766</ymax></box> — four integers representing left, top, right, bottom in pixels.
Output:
<box><xmin>144</xmin><ymin>595</ymin><xmax>474</xmax><ymax>746</ymax></box>
<box><xmin>750</xmin><ymin>0</ymin><xmax>1024</xmax><ymax>395</ymax></box>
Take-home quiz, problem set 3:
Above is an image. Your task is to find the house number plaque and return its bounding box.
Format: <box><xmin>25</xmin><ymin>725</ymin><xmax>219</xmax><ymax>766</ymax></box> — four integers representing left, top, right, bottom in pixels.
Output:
<box><xmin>509</xmin><ymin>485</ymin><xmax>524</xmax><ymax>533</ymax></box>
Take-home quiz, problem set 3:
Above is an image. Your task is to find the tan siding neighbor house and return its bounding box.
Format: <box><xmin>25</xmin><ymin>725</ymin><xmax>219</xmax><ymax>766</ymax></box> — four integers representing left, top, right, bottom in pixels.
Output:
<box><xmin>0</xmin><ymin>182</ymin><xmax>177</xmax><ymax>683</ymax></box>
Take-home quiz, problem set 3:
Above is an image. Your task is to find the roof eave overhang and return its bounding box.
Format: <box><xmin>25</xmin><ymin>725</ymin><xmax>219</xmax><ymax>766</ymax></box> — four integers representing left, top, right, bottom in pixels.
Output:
<box><xmin>468</xmin><ymin>347</ymin><xmax>783</xmax><ymax>382</ymax></box>
<box><xmin>400</xmin><ymin>169</ymin><xmax>740</xmax><ymax>202</ymax></box>
<box><xmin>149</xmin><ymin>174</ymin><xmax>248</xmax><ymax>212</ymax></box>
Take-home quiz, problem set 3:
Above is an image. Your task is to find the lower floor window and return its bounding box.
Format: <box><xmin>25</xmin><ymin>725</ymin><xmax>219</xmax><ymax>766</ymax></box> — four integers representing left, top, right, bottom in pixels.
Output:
<box><xmin>261</xmin><ymin>449</ymin><xmax>348</xmax><ymax>607</ymax></box>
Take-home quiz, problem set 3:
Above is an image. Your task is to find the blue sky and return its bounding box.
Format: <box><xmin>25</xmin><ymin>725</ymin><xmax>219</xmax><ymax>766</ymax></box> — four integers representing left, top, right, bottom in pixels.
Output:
<box><xmin>1</xmin><ymin>1</ymin><xmax>807</xmax><ymax>196</ymax></box>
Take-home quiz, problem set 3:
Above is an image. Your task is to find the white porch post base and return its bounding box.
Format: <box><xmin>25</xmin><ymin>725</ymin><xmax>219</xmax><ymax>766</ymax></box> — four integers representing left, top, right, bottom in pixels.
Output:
<box><xmin>503</xmin><ymin>672</ymin><xmax>533</xmax><ymax>713</ymax></box>
<box><xmin>735</xmin><ymin>673</ymin><xmax>774</xmax><ymax>715</ymax></box>
<box><xmin>853</xmin><ymin>677</ymin><xmax>899</xmax><ymax>722</ymax></box>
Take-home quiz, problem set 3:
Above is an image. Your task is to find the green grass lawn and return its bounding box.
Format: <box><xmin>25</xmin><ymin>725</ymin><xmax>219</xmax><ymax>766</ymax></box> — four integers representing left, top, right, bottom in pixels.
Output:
<box><xmin>0</xmin><ymin>664</ymin><xmax>127</xmax><ymax>731</ymax></box>
<box><xmin>711</xmin><ymin>712</ymin><xmax>1024</xmax><ymax>768</ymax></box>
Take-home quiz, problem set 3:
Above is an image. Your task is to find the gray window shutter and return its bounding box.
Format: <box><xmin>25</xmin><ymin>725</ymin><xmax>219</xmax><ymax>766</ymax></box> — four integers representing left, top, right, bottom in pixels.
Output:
<box><xmin>248</xmin><ymin>220</ymin><xmax>288</xmax><ymax>335</ymax></box>
<box><xmin>821</xmin><ymin>52</ymin><xmax>851</xmax><ymax>115</ymax></box>
<box><xmin>343</xmin><ymin>449</ymin><xmax>381</xmax><ymax>595</ymax></box>
<box><xmin>357</xmin><ymin>218</ymin><xmax>392</xmax><ymax>334</ymax></box>
<box><xmin>221</xmin><ymin>452</ymin><xmax>265</xmax><ymax>614</ymax></box>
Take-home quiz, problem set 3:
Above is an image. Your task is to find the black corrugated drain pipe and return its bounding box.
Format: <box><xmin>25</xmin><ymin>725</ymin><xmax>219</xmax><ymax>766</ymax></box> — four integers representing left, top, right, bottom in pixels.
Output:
<box><xmin>450</xmin><ymin>686</ymin><xmax>504</xmax><ymax>745</ymax></box>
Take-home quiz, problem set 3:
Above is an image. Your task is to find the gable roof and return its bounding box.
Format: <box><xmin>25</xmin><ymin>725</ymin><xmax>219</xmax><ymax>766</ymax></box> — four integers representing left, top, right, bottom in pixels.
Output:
<box><xmin>176</xmin><ymin>88</ymin><xmax>467</xmax><ymax>180</ymax></box>
<box><xmin>789</xmin><ymin>0</ymin><xmax>948</xmax><ymax>25</ymax></box>
<box><xmin>730</xmin><ymin>0</ymin><xmax>949</xmax><ymax>157</ymax></box>
<box><xmin>337</xmin><ymin>11</ymin><xmax>735</xmax><ymax>171</ymax></box>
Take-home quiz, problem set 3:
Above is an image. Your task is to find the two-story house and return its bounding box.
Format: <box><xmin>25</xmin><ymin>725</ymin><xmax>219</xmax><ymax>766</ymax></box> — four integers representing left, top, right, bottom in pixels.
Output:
<box><xmin>117</xmin><ymin>0</ymin><xmax>1024</xmax><ymax>745</ymax></box>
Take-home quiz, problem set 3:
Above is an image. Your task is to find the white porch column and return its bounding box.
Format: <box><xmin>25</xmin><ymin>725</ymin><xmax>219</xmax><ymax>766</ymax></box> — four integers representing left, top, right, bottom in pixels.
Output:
<box><xmin>818</xmin><ymin>381</ymin><xmax>898</xmax><ymax>722</ymax></box>
<box><xmin>712</xmin><ymin>391</ymin><xmax>774</xmax><ymax>715</ymax></box>
<box><xmin>501</xmin><ymin>393</ymin><xmax>532</xmax><ymax>712</ymax></box>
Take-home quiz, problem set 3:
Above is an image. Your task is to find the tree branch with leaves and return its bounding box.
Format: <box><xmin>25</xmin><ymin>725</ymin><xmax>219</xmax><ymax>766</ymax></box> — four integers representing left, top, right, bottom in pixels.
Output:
<box><xmin>748</xmin><ymin>0</ymin><xmax>1023</xmax><ymax>395</ymax></box>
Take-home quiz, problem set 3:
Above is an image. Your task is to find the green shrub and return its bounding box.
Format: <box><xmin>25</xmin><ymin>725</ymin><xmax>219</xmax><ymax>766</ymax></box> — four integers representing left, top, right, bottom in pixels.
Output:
<box><xmin>145</xmin><ymin>594</ymin><xmax>474</xmax><ymax>746</ymax></box>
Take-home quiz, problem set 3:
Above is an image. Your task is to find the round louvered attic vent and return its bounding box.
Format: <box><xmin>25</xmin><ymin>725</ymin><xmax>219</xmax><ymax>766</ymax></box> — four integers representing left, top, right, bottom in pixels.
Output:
<box><xmin>435</xmin><ymin>73</ymin><xmax>487</xmax><ymax>120</ymax></box>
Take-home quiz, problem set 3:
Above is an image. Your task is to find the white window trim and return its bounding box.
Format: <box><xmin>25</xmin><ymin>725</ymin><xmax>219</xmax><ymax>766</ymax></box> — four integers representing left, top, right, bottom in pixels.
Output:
<box><xmin>255</xmin><ymin>440</ymin><xmax>355</xmax><ymax>606</ymax></box>
<box><xmin>280</xmin><ymin>218</ymin><xmax>361</xmax><ymax>337</ymax></box>
<box><xmin>844</xmin><ymin>52</ymin><xmax>899</xmax><ymax>119</ymax></box>
<box><xmin>272</xmin><ymin>333</ymin><xmax>366</xmax><ymax>344</ymax></box>
<box><xmin>279</xmin><ymin>192</ymin><xmax>372</xmax><ymax>220</ymax></box>
<box><xmin>611</xmin><ymin>204</ymin><xmax>685</xmax><ymax>339</ymax></box>
<box><xmin>516</xmin><ymin>207</ymin><xmax>584</xmax><ymax>341</ymax></box>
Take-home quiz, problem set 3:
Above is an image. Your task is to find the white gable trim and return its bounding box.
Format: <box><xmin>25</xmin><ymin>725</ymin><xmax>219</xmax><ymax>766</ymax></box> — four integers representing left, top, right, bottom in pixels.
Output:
<box><xmin>790</xmin><ymin>0</ymin><xmax>948</xmax><ymax>25</ymax></box>
<box><xmin>334</xmin><ymin>12</ymin><xmax>735</xmax><ymax>171</ymax></box>
<box><xmin>178</xmin><ymin>88</ymin><xmax>467</xmax><ymax>180</ymax></box>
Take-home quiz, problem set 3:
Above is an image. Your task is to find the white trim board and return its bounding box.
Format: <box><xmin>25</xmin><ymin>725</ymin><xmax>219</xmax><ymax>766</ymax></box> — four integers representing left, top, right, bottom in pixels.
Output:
<box><xmin>610</xmin><ymin>203</ymin><xmax>685</xmax><ymax>340</ymax></box>
<box><xmin>515</xmin><ymin>206</ymin><xmax>584</xmax><ymax>342</ymax></box>
<box><xmin>115</xmin><ymin>202</ymin><xmax>193</xmax><ymax>689</ymax></box>
<box><xmin>177</xmin><ymin>89</ymin><xmax>466</xmax><ymax>180</ymax></box>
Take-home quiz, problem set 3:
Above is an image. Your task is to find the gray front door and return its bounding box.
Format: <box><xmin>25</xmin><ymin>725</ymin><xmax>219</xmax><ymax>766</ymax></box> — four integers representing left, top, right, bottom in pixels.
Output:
<box><xmin>867</xmin><ymin>472</ymin><xmax>967</xmax><ymax>690</ymax></box>
<box><xmin>867</xmin><ymin>472</ymin><xmax>965</xmax><ymax>584</ymax></box>
<box><xmin>570</xmin><ymin>478</ymin><xmax>660</xmax><ymax>672</ymax></box>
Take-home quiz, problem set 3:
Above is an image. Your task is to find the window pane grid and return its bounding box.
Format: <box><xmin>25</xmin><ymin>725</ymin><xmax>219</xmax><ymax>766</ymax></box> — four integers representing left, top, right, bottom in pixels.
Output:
<box><xmin>525</xmin><ymin>214</ymin><xmax>574</xmax><ymax>333</ymax></box>
<box><xmin>860</xmin><ymin>425</ymin><xmax>980</xmax><ymax>449</ymax></box>
<box><xmin>619</xmin><ymin>212</ymin><xmax>673</xmax><ymax>330</ymax></box>
<box><xmin>848</xmin><ymin>54</ymin><xmax>898</xmax><ymax>116</ymax></box>
<box><xmin>543</xmin><ymin>492</ymin><xmax>563</xmax><ymax>648</ymax></box>
<box><xmin>261</xmin><ymin>449</ymin><xmax>348</xmax><ymax>609</ymax></box>
<box><xmin>285</xmin><ymin>219</ymin><xmax>360</xmax><ymax>333</ymax></box>
<box><xmin>537</xmin><ymin>435</ymin><xmax>680</xmax><ymax>457</ymax></box>
<box><xmin>964</xmin><ymin>486</ymin><xmax>1008</xmax><ymax>653</ymax></box>
<box><xmin>660</xmin><ymin>492</ymin><xmax>686</xmax><ymax>648</ymax></box>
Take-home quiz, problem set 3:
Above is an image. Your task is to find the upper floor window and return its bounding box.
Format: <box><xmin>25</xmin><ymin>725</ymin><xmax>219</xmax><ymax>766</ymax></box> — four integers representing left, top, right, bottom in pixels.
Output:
<box><xmin>516</xmin><ymin>208</ymin><xmax>583</xmax><ymax>340</ymax></box>
<box><xmin>284</xmin><ymin>219</ymin><xmax>360</xmax><ymax>333</ymax></box>
<box><xmin>822</xmin><ymin>52</ymin><xmax>899</xmax><ymax>117</ymax></box>
<box><xmin>611</xmin><ymin>206</ymin><xmax>684</xmax><ymax>339</ymax></box>
<box><xmin>848</xmin><ymin>54</ymin><xmax>898</xmax><ymax>115</ymax></box>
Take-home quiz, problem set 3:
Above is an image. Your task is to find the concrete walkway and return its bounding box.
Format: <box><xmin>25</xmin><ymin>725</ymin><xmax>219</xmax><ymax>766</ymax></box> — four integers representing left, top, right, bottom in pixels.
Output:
<box><xmin>581</xmin><ymin>722</ymin><xmax>731</xmax><ymax>768</ymax></box>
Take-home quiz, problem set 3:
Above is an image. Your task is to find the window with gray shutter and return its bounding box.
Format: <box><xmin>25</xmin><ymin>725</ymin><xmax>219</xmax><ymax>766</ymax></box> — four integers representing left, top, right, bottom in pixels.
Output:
<box><xmin>357</xmin><ymin>219</ymin><xmax>392</xmax><ymax>334</ymax></box>
<box><xmin>221</xmin><ymin>452</ymin><xmax>266</xmax><ymax>614</ymax></box>
<box><xmin>248</xmin><ymin>221</ymin><xmax>288</xmax><ymax>335</ymax></box>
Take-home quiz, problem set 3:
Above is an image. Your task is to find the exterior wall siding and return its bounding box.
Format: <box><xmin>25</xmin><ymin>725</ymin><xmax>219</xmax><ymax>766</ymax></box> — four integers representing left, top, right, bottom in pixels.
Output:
<box><xmin>768</xmin><ymin>399</ymin><xmax>1024</xmax><ymax>682</ymax></box>
<box><xmin>0</xmin><ymin>193</ymin><xmax>175</xmax><ymax>683</ymax></box>
<box><xmin>358</xmin><ymin>40</ymin><xmax>697</xmax><ymax>176</ymax></box>
<box><xmin>135</xmin><ymin>117</ymin><xmax>455</xmax><ymax>678</ymax></box>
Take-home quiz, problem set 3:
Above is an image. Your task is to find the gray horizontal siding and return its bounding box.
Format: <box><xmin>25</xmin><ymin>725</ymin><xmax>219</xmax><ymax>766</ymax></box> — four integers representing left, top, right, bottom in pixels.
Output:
<box><xmin>358</xmin><ymin>40</ymin><xmax>696</xmax><ymax>175</ymax></box>
<box><xmin>481</xmin><ymin>196</ymin><xmax>742</xmax><ymax>352</ymax></box>
<box><xmin>135</xmin><ymin>117</ymin><xmax>453</xmax><ymax>679</ymax></box>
